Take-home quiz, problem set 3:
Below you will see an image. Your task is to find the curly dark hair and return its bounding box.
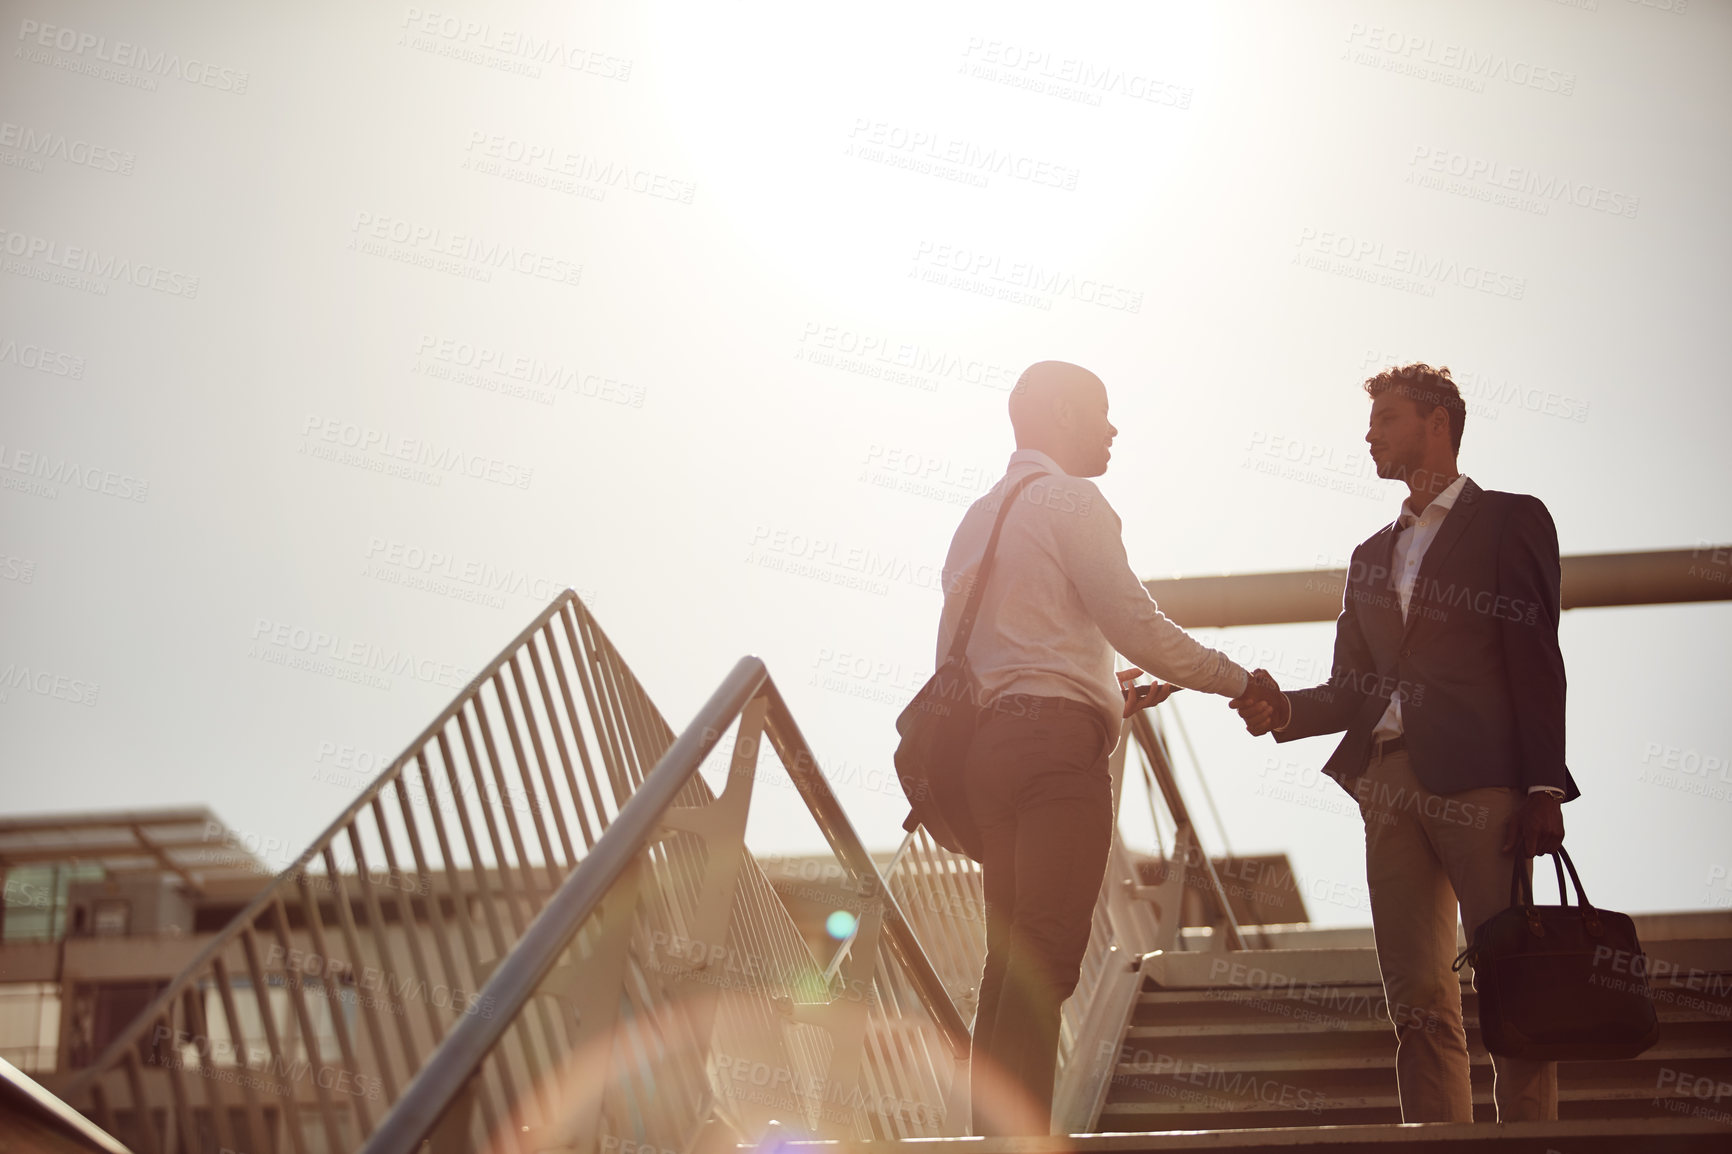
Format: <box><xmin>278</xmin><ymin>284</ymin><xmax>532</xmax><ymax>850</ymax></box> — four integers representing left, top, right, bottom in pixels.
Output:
<box><xmin>1364</xmin><ymin>362</ymin><xmax>1465</xmax><ymax>453</ymax></box>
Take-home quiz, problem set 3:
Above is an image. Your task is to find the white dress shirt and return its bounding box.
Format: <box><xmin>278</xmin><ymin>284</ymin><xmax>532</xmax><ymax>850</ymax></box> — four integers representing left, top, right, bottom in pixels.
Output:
<box><xmin>936</xmin><ymin>449</ymin><xmax>1250</xmax><ymax>733</ymax></box>
<box><xmin>1371</xmin><ymin>473</ymin><xmax>1470</xmax><ymax>740</ymax></box>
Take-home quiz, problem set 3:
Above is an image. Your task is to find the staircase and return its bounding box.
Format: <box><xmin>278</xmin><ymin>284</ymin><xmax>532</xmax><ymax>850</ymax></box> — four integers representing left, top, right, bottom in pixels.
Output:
<box><xmin>38</xmin><ymin>592</ymin><xmax>1732</xmax><ymax>1154</ymax></box>
<box><xmin>1099</xmin><ymin>918</ymin><xmax>1732</xmax><ymax>1133</ymax></box>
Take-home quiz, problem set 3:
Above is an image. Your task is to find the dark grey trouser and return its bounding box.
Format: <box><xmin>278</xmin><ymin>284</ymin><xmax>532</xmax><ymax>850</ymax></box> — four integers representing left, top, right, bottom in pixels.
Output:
<box><xmin>965</xmin><ymin>695</ymin><xmax>1113</xmax><ymax>1137</ymax></box>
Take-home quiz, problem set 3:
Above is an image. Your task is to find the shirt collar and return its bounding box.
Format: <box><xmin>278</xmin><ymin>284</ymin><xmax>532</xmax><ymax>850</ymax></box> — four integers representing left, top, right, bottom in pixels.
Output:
<box><xmin>1008</xmin><ymin>448</ymin><xmax>1067</xmax><ymax>476</ymax></box>
<box><xmin>1400</xmin><ymin>473</ymin><xmax>1470</xmax><ymax>526</ymax></box>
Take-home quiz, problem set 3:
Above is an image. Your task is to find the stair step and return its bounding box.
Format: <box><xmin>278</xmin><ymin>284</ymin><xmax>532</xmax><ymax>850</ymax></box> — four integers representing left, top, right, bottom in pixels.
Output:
<box><xmin>1128</xmin><ymin>1019</ymin><xmax>1393</xmax><ymax>1038</ymax></box>
<box><xmin>1099</xmin><ymin>935</ymin><xmax>1732</xmax><ymax>1145</ymax></box>
<box><xmin>1140</xmin><ymin>944</ymin><xmax>1732</xmax><ymax>997</ymax></box>
<box><xmin>1128</xmin><ymin>1008</ymin><xmax>1732</xmax><ymax>1037</ymax></box>
<box><xmin>1089</xmin><ymin>1112</ymin><xmax>1732</xmax><ymax>1148</ymax></box>
<box><xmin>1110</xmin><ymin>1057</ymin><xmax>1732</xmax><ymax>1104</ymax></box>
<box><xmin>1133</xmin><ymin>981</ymin><xmax>1732</xmax><ymax>1031</ymax></box>
<box><xmin>784</xmin><ymin>1117</ymin><xmax>1732</xmax><ymax>1153</ymax></box>
<box><xmin>1113</xmin><ymin>1041</ymin><xmax>1732</xmax><ymax>1075</ymax></box>
<box><xmin>1104</xmin><ymin>1080</ymin><xmax>1732</xmax><ymax>1113</ymax></box>
<box><xmin>1142</xmin><ymin>948</ymin><xmax>1384</xmax><ymax>989</ymax></box>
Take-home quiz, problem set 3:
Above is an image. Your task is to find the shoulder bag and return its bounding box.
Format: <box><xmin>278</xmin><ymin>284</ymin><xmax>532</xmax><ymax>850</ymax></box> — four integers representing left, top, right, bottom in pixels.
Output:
<box><xmin>893</xmin><ymin>472</ymin><xmax>1044</xmax><ymax>861</ymax></box>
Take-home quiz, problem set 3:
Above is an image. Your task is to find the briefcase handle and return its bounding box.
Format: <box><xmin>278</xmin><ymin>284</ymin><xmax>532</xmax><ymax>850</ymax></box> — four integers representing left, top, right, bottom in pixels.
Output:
<box><xmin>1510</xmin><ymin>847</ymin><xmax>1604</xmax><ymax>934</ymax></box>
<box><xmin>1456</xmin><ymin>848</ymin><xmax>1602</xmax><ymax>973</ymax></box>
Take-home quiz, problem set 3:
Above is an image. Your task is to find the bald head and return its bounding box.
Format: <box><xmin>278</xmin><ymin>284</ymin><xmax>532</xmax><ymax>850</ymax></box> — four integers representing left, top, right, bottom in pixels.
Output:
<box><xmin>1008</xmin><ymin>361</ymin><xmax>1117</xmax><ymax>477</ymax></box>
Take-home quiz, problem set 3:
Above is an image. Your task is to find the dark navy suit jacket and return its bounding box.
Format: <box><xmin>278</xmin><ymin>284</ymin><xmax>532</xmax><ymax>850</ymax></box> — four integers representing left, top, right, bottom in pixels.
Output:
<box><xmin>1277</xmin><ymin>479</ymin><xmax>1579</xmax><ymax>802</ymax></box>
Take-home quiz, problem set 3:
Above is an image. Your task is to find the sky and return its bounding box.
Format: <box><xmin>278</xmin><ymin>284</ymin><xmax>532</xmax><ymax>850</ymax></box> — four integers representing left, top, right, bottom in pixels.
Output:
<box><xmin>3</xmin><ymin>0</ymin><xmax>1729</xmax><ymax>928</ymax></box>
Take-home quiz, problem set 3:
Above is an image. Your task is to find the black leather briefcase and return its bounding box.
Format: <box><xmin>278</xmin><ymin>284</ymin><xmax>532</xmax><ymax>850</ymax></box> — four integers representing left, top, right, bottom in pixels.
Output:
<box><xmin>1454</xmin><ymin>848</ymin><xmax>1660</xmax><ymax>1061</ymax></box>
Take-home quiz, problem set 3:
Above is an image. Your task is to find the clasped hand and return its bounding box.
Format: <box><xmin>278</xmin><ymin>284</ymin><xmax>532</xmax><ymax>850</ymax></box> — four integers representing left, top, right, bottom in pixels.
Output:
<box><xmin>1227</xmin><ymin>668</ymin><xmax>1290</xmax><ymax>735</ymax></box>
<box><xmin>1117</xmin><ymin>668</ymin><xmax>1179</xmax><ymax>718</ymax></box>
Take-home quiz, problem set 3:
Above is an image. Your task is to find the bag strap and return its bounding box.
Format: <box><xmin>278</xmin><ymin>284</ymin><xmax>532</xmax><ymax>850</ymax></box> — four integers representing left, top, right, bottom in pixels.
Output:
<box><xmin>1465</xmin><ymin>847</ymin><xmax>1596</xmax><ymax>973</ymax></box>
<box><xmin>1556</xmin><ymin>846</ymin><xmax>1593</xmax><ymax>908</ymax></box>
<box><xmin>945</xmin><ymin>472</ymin><xmax>1047</xmax><ymax>665</ymax></box>
<box><xmin>1508</xmin><ymin>847</ymin><xmax>1594</xmax><ymax>911</ymax></box>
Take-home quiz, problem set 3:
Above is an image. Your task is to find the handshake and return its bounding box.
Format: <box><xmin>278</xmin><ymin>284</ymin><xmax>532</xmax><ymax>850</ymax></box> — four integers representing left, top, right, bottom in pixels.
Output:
<box><xmin>1228</xmin><ymin>668</ymin><xmax>1290</xmax><ymax>736</ymax></box>
<box><xmin>1117</xmin><ymin>667</ymin><xmax>1291</xmax><ymax>737</ymax></box>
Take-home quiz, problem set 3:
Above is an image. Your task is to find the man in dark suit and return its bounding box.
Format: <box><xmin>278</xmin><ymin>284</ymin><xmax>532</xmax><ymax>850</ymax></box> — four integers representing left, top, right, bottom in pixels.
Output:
<box><xmin>1231</xmin><ymin>362</ymin><xmax>1576</xmax><ymax>1123</ymax></box>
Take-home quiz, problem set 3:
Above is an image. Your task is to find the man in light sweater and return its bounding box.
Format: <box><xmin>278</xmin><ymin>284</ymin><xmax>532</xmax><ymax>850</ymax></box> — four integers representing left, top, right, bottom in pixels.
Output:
<box><xmin>937</xmin><ymin>360</ymin><xmax>1284</xmax><ymax>1135</ymax></box>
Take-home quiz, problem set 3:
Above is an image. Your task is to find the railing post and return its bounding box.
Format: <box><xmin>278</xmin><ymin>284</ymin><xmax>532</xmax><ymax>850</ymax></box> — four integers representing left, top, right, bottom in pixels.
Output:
<box><xmin>792</xmin><ymin>895</ymin><xmax>884</xmax><ymax>1130</ymax></box>
<box><xmin>427</xmin><ymin>1075</ymin><xmax>480</xmax><ymax>1154</ymax></box>
<box><xmin>657</xmin><ymin>694</ymin><xmax>766</xmax><ymax>985</ymax></box>
<box><xmin>531</xmin><ymin>855</ymin><xmax>646</xmax><ymax>1154</ymax></box>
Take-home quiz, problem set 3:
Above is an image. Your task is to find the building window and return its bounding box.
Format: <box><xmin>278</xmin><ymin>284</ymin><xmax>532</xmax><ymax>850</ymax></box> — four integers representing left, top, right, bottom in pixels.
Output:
<box><xmin>91</xmin><ymin>899</ymin><xmax>131</xmax><ymax>938</ymax></box>
<box><xmin>1</xmin><ymin>864</ymin><xmax>104</xmax><ymax>943</ymax></box>
<box><xmin>67</xmin><ymin>981</ymin><xmax>167</xmax><ymax>1069</ymax></box>
<box><xmin>0</xmin><ymin>983</ymin><xmax>62</xmax><ymax>1073</ymax></box>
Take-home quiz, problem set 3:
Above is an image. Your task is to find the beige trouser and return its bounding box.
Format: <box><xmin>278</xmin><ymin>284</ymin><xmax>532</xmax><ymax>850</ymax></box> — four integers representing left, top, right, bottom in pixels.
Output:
<box><xmin>1354</xmin><ymin>747</ymin><xmax>1558</xmax><ymax>1122</ymax></box>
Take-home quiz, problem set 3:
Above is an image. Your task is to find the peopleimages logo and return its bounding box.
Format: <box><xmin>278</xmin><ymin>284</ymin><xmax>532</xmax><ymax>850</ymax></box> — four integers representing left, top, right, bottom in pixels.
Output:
<box><xmin>0</xmin><ymin>663</ymin><xmax>100</xmax><ymax>707</ymax></box>
<box><xmin>0</xmin><ymin>226</ymin><xmax>200</xmax><ymax>297</ymax></box>
<box><xmin>0</xmin><ymin>337</ymin><xmax>85</xmax><ymax>379</ymax></box>
<box><xmin>248</xmin><ymin>617</ymin><xmax>476</xmax><ymax>692</ymax></box>
<box><xmin>399</xmin><ymin>8</ymin><xmax>632</xmax><ymax>81</ymax></box>
<box><xmin>845</xmin><ymin>118</ymin><xmax>1081</xmax><ymax>190</ymax></box>
<box><xmin>464</xmin><ymin>132</ymin><xmax>694</xmax><ymax>204</ymax></box>
<box><xmin>0</xmin><ymin>120</ymin><xmax>135</xmax><ymax>174</ymax></box>
<box><xmin>1294</xmin><ymin>227</ymin><xmax>1525</xmax><ymax>300</ymax></box>
<box><xmin>299</xmin><ymin>415</ymin><xmax>534</xmax><ymax>490</ymax></box>
<box><xmin>15</xmin><ymin>19</ymin><xmax>250</xmax><ymax>93</ymax></box>
<box><xmin>796</xmin><ymin>321</ymin><xmax>1020</xmax><ymax>393</ymax></box>
<box><xmin>1343</xmin><ymin>22</ymin><xmax>1575</xmax><ymax>96</ymax></box>
<box><xmin>348</xmin><ymin>211</ymin><xmax>582</xmax><ymax>288</ymax></box>
<box><xmin>415</xmin><ymin>335</ymin><xmax>646</xmax><ymax>407</ymax></box>
<box><xmin>1407</xmin><ymin>146</ymin><xmax>1639</xmax><ymax>220</ymax></box>
<box><xmin>0</xmin><ymin>443</ymin><xmax>149</xmax><ymax>501</ymax></box>
<box><xmin>744</xmin><ymin>525</ymin><xmax>946</xmax><ymax>596</ymax></box>
<box><xmin>1357</xmin><ymin>350</ymin><xmax>1590</xmax><ymax>426</ymax></box>
<box><xmin>910</xmin><ymin>241</ymin><xmax>1144</xmax><ymax>313</ymax></box>
<box><xmin>362</xmin><ymin>536</ymin><xmax>584</xmax><ymax>606</ymax></box>
<box><xmin>958</xmin><ymin>38</ymin><xmax>1194</xmax><ymax>110</ymax></box>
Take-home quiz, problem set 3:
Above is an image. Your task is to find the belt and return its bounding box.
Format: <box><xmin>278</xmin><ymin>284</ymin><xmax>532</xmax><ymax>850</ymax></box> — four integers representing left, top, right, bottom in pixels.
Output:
<box><xmin>991</xmin><ymin>693</ymin><xmax>1097</xmax><ymax>717</ymax></box>
<box><xmin>988</xmin><ymin>693</ymin><xmax>1111</xmax><ymax>738</ymax></box>
<box><xmin>1373</xmin><ymin>734</ymin><xmax>1406</xmax><ymax>757</ymax></box>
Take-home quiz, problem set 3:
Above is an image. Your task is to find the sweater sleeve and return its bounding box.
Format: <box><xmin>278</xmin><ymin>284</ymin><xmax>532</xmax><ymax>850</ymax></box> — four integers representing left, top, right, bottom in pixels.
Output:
<box><xmin>1047</xmin><ymin>481</ymin><xmax>1250</xmax><ymax>696</ymax></box>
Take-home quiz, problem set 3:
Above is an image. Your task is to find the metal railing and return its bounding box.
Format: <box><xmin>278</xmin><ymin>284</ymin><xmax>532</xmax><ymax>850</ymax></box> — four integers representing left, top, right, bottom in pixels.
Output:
<box><xmin>358</xmin><ymin>657</ymin><xmax>972</xmax><ymax>1154</ymax></box>
<box><xmin>62</xmin><ymin>593</ymin><xmax>686</xmax><ymax>1154</ymax></box>
<box><xmin>63</xmin><ymin>584</ymin><xmax>1260</xmax><ymax>1151</ymax></box>
<box><xmin>835</xmin><ymin>706</ymin><xmax>1251</xmax><ymax>1135</ymax></box>
<box><xmin>1125</xmin><ymin>710</ymin><xmax>1248</xmax><ymax>954</ymax></box>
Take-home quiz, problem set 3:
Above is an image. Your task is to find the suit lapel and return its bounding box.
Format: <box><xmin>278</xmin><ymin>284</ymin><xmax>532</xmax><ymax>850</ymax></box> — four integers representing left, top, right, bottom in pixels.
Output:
<box><xmin>1404</xmin><ymin>478</ymin><xmax>1483</xmax><ymax>639</ymax></box>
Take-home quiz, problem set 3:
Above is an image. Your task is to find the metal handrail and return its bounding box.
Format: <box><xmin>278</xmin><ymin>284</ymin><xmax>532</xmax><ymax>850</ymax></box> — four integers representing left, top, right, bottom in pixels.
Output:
<box><xmin>61</xmin><ymin>593</ymin><xmax>599</xmax><ymax>1106</ymax></box>
<box><xmin>1140</xmin><ymin>544</ymin><xmax>1732</xmax><ymax>627</ymax></box>
<box><xmin>62</xmin><ymin>582</ymin><xmax>1258</xmax><ymax>1150</ymax></box>
<box><xmin>62</xmin><ymin>591</ymin><xmax>682</xmax><ymax>1154</ymax></box>
<box><xmin>356</xmin><ymin>658</ymin><xmax>759</xmax><ymax>1154</ymax></box>
<box><xmin>360</xmin><ymin>660</ymin><xmax>970</xmax><ymax>1154</ymax></box>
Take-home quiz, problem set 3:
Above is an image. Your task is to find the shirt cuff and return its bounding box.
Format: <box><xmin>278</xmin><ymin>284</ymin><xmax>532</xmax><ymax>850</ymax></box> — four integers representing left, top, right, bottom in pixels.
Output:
<box><xmin>1527</xmin><ymin>785</ymin><xmax>1565</xmax><ymax>798</ymax></box>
